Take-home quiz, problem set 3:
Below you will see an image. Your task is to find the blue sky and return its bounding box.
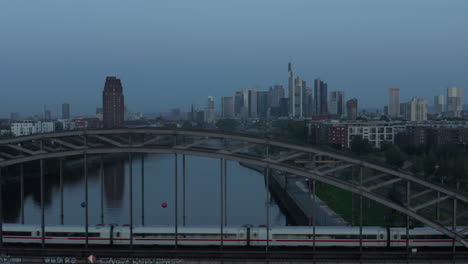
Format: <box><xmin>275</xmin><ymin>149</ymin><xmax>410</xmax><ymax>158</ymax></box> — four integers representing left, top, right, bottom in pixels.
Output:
<box><xmin>1</xmin><ymin>0</ymin><xmax>467</xmax><ymax>117</ymax></box>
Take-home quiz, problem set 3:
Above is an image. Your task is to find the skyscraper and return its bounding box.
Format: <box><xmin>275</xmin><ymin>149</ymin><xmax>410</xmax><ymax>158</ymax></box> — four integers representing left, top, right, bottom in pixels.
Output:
<box><xmin>207</xmin><ymin>96</ymin><xmax>215</xmax><ymax>110</ymax></box>
<box><xmin>409</xmin><ymin>97</ymin><xmax>427</xmax><ymax>121</ymax></box>
<box><xmin>234</xmin><ymin>91</ymin><xmax>244</xmax><ymax>117</ymax></box>
<box><xmin>62</xmin><ymin>103</ymin><xmax>70</xmax><ymax>119</ymax></box>
<box><xmin>346</xmin><ymin>98</ymin><xmax>358</xmax><ymax>120</ymax></box>
<box><xmin>221</xmin><ymin>96</ymin><xmax>235</xmax><ymax>118</ymax></box>
<box><xmin>446</xmin><ymin>86</ymin><xmax>463</xmax><ymax>117</ymax></box>
<box><xmin>329</xmin><ymin>91</ymin><xmax>345</xmax><ymax>118</ymax></box>
<box><xmin>269</xmin><ymin>85</ymin><xmax>285</xmax><ymax>107</ymax></box>
<box><xmin>288</xmin><ymin>62</ymin><xmax>295</xmax><ymax>117</ymax></box>
<box><xmin>257</xmin><ymin>91</ymin><xmax>270</xmax><ymax>118</ymax></box>
<box><xmin>388</xmin><ymin>87</ymin><xmax>400</xmax><ymax>117</ymax></box>
<box><xmin>103</xmin><ymin>76</ymin><xmax>125</xmax><ymax>128</ymax></box>
<box><xmin>434</xmin><ymin>95</ymin><xmax>444</xmax><ymax>114</ymax></box>
<box><xmin>314</xmin><ymin>78</ymin><xmax>328</xmax><ymax>116</ymax></box>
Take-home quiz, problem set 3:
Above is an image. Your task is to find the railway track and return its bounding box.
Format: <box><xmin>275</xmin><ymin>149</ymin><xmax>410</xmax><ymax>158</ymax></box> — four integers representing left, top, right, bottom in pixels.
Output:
<box><xmin>1</xmin><ymin>246</ymin><xmax>468</xmax><ymax>263</ymax></box>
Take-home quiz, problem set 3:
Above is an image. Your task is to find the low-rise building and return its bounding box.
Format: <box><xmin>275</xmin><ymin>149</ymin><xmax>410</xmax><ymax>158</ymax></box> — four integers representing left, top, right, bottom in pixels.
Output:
<box><xmin>11</xmin><ymin>120</ymin><xmax>55</xmax><ymax>137</ymax></box>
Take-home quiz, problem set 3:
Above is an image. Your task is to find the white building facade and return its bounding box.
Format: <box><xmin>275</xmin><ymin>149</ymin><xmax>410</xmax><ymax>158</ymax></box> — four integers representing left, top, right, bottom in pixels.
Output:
<box><xmin>11</xmin><ymin>121</ymin><xmax>55</xmax><ymax>137</ymax></box>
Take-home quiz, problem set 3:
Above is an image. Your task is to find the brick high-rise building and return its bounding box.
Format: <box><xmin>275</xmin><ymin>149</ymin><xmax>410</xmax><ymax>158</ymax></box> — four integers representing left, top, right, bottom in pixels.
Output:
<box><xmin>103</xmin><ymin>76</ymin><xmax>125</xmax><ymax>128</ymax></box>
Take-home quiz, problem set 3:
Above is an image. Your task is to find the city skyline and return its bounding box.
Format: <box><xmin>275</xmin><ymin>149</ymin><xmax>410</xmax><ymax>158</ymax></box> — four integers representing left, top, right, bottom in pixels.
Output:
<box><xmin>1</xmin><ymin>0</ymin><xmax>467</xmax><ymax>117</ymax></box>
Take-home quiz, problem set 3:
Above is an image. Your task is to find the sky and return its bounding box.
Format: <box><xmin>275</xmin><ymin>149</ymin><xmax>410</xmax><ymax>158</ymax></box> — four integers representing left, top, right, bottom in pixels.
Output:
<box><xmin>1</xmin><ymin>0</ymin><xmax>467</xmax><ymax>117</ymax></box>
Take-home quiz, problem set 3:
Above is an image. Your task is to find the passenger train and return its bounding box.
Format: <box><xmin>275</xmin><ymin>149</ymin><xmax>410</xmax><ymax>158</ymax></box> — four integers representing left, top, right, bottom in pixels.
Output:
<box><xmin>1</xmin><ymin>224</ymin><xmax>467</xmax><ymax>248</ymax></box>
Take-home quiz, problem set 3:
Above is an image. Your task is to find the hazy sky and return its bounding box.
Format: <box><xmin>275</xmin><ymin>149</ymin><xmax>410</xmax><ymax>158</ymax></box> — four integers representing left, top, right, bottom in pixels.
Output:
<box><xmin>1</xmin><ymin>0</ymin><xmax>467</xmax><ymax>117</ymax></box>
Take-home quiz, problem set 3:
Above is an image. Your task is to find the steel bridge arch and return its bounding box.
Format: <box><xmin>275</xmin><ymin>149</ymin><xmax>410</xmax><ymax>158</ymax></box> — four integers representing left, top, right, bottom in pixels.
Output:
<box><xmin>0</xmin><ymin>128</ymin><xmax>467</xmax><ymax>247</ymax></box>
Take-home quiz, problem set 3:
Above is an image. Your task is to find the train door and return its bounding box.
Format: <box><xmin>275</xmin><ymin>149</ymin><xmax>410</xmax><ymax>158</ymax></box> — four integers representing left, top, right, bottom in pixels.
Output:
<box><xmin>390</xmin><ymin>229</ymin><xmax>403</xmax><ymax>247</ymax></box>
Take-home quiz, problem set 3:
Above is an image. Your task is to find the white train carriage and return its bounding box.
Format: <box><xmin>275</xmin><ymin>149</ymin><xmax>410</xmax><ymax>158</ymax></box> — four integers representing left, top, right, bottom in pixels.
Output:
<box><xmin>114</xmin><ymin>226</ymin><xmax>247</xmax><ymax>246</ymax></box>
<box><xmin>250</xmin><ymin>226</ymin><xmax>387</xmax><ymax>247</ymax></box>
<box><xmin>2</xmin><ymin>224</ymin><xmax>111</xmax><ymax>245</ymax></box>
<box><xmin>390</xmin><ymin>227</ymin><xmax>468</xmax><ymax>248</ymax></box>
<box><xmin>2</xmin><ymin>224</ymin><xmax>41</xmax><ymax>244</ymax></box>
<box><xmin>43</xmin><ymin>225</ymin><xmax>111</xmax><ymax>245</ymax></box>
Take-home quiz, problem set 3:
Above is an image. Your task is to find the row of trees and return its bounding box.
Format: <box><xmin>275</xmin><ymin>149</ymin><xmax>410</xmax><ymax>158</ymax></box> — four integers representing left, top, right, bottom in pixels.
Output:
<box><xmin>349</xmin><ymin>135</ymin><xmax>468</xmax><ymax>189</ymax></box>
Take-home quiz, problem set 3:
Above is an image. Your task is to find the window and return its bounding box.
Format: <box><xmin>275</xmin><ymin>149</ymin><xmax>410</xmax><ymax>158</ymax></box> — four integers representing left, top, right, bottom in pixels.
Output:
<box><xmin>3</xmin><ymin>231</ymin><xmax>31</xmax><ymax>236</ymax></box>
<box><xmin>46</xmin><ymin>232</ymin><xmax>100</xmax><ymax>237</ymax></box>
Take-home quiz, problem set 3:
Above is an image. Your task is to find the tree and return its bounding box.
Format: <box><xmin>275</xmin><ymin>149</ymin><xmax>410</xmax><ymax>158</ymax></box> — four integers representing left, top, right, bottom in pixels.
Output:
<box><xmin>216</xmin><ymin>118</ymin><xmax>240</xmax><ymax>132</ymax></box>
<box><xmin>350</xmin><ymin>135</ymin><xmax>373</xmax><ymax>155</ymax></box>
<box><xmin>422</xmin><ymin>152</ymin><xmax>437</xmax><ymax>179</ymax></box>
<box><xmin>385</xmin><ymin>146</ymin><xmax>404</xmax><ymax>167</ymax></box>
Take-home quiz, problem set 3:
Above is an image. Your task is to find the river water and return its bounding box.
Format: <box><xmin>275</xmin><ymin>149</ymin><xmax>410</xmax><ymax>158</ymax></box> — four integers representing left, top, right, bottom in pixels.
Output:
<box><xmin>3</xmin><ymin>154</ymin><xmax>287</xmax><ymax>227</ymax></box>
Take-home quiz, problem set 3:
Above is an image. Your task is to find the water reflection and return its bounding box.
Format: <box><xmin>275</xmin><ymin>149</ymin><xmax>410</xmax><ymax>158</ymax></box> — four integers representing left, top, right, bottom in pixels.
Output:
<box><xmin>2</xmin><ymin>154</ymin><xmax>287</xmax><ymax>227</ymax></box>
<box><xmin>104</xmin><ymin>161</ymin><xmax>125</xmax><ymax>209</ymax></box>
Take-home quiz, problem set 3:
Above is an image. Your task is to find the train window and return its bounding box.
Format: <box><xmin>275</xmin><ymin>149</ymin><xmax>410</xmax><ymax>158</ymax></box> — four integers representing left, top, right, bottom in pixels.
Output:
<box><xmin>393</xmin><ymin>234</ymin><xmax>398</xmax><ymax>239</ymax></box>
<box><xmin>134</xmin><ymin>233</ymin><xmax>173</xmax><ymax>238</ymax></box>
<box><xmin>45</xmin><ymin>232</ymin><xmax>100</xmax><ymax>237</ymax></box>
<box><xmin>116</xmin><ymin>232</ymin><xmax>120</xmax><ymax>238</ymax></box>
<box><xmin>37</xmin><ymin>231</ymin><xmax>40</xmax><ymax>236</ymax></box>
<box><xmin>3</xmin><ymin>231</ymin><xmax>31</xmax><ymax>236</ymax></box>
<box><xmin>380</xmin><ymin>234</ymin><xmax>384</xmax><ymax>239</ymax></box>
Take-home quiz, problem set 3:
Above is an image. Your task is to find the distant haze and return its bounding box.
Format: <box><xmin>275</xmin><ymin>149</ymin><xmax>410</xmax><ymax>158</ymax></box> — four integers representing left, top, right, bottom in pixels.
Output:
<box><xmin>1</xmin><ymin>0</ymin><xmax>467</xmax><ymax>117</ymax></box>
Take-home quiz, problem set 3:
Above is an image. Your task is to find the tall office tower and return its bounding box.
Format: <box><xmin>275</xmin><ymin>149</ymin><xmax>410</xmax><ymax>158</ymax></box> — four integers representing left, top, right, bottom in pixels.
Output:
<box><xmin>302</xmin><ymin>87</ymin><xmax>313</xmax><ymax>117</ymax></box>
<box><xmin>257</xmin><ymin>91</ymin><xmax>270</xmax><ymax>118</ymax></box>
<box><xmin>221</xmin><ymin>96</ymin><xmax>235</xmax><ymax>118</ymax></box>
<box><xmin>446</xmin><ymin>86</ymin><xmax>463</xmax><ymax>117</ymax></box>
<box><xmin>234</xmin><ymin>91</ymin><xmax>244</xmax><ymax>117</ymax></box>
<box><xmin>269</xmin><ymin>85</ymin><xmax>285</xmax><ymax>107</ymax></box>
<box><xmin>62</xmin><ymin>103</ymin><xmax>70</xmax><ymax>119</ymax></box>
<box><xmin>409</xmin><ymin>97</ymin><xmax>428</xmax><ymax>121</ymax></box>
<box><xmin>207</xmin><ymin>96</ymin><xmax>215</xmax><ymax>110</ymax></box>
<box><xmin>102</xmin><ymin>76</ymin><xmax>125</xmax><ymax>128</ymax></box>
<box><xmin>289</xmin><ymin>76</ymin><xmax>303</xmax><ymax>118</ymax></box>
<box><xmin>314</xmin><ymin>78</ymin><xmax>328</xmax><ymax>116</ymax></box>
<box><xmin>400</xmin><ymin>102</ymin><xmax>411</xmax><ymax>120</ymax></box>
<box><xmin>388</xmin><ymin>87</ymin><xmax>400</xmax><ymax>117</ymax></box>
<box><xmin>329</xmin><ymin>91</ymin><xmax>345</xmax><ymax>117</ymax></box>
<box><xmin>434</xmin><ymin>95</ymin><xmax>444</xmax><ymax>113</ymax></box>
<box><xmin>346</xmin><ymin>98</ymin><xmax>358</xmax><ymax>121</ymax></box>
<box><xmin>288</xmin><ymin>62</ymin><xmax>297</xmax><ymax>117</ymax></box>
<box><xmin>247</xmin><ymin>88</ymin><xmax>258</xmax><ymax>118</ymax></box>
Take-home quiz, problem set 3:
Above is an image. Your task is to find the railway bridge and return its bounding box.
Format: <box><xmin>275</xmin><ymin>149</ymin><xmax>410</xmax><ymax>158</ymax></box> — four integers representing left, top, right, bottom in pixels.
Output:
<box><xmin>0</xmin><ymin>128</ymin><xmax>467</xmax><ymax>259</ymax></box>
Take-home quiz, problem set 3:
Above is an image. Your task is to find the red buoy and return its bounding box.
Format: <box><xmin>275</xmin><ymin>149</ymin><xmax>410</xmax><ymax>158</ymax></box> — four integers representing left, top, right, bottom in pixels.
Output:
<box><xmin>161</xmin><ymin>202</ymin><xmax>167</xmax><ymax>208</ymax></box>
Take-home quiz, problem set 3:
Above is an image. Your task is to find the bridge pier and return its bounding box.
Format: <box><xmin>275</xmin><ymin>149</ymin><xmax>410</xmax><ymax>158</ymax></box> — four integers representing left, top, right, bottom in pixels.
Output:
<box><xmin>59</xmin><ymin>159</ymin><xmax>64</xmax><ymax>225</ymax></box>
<box><xmin>141</xmin><ymin>155</ymin><xmax>145</xmax><ymax>226</ymax></box>
<box><xmin>40</xmin><ymin>158</ymin><xmax>45</xmax><ymax>248</ymax></box>
<box><xmin>84</xmin><ymin>153</ymin><xmax>88</xmax><ymax>248</ymax></box>
<box><xmin>100</xmin><ymin>155</ymin><xmax>104</xmax><ymax>225</ymax></box>
<box><xmin>19</xmin><ymin>164</ymin><xmax>24</xmax><ymax>225</ymax></box>
<box><xmin>129</xmin><ymin>153</ymin><xmax>133</xmax><ymax>248</ymax></box>
<box><xmin>0</xmin><ymin>167</ymin><xmax>3</xmax><ymax>247</ymax></box>
<box><xmin>174</xmin><ymin>153</ymin><xmax>178</xmax><ymax>248</ymax></box>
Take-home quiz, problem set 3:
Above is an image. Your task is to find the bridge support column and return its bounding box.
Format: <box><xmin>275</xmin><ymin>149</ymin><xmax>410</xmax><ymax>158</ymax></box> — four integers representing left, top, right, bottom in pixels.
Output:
<box><xmin>174</xmin><ymin>153</ymin><xmax>178</xmax><ymax>248</ymax></box>
<box><xmin>265</xmin><ymin>166</ymin><xmax>270</xmax><ymax>253</ymax></box>
<box><xmin>312</xmin><ymin>179</ymin><xmax>316</xmax><ymax>255</ymax></box>
<box><xmin>220</xmin><ymin>158</ymin><xmax>224</xmax><ymax>250</ymax></box>
<box><xmin>453</xmin><ymin>198</ymin><xmax>457</xmax><ymax>257</ymax></box>
<box><xmin>265</xmin><ymin>146</ymin><xmax>270</xmax><ymax>254</ymax></box>
<box><xmin>129</xmin><ymin>153</ymin><xmax>133</xmax><ymax>248</ymax></box>
<box><xmin>20</xmin><ymin>164</ymin><xmax>24</xmax><ymax>225</ymax></box>
<box><xmin>84</xmin><ymin>153</ymin><xmax>88</xmax><ymax>248</ymax></box>
<box><xmin>359</xmin><ymin>166</ymin><xmax>363</xmax><ymax>254</ymax></box>
<box><xmin>60</xmin><ymin>159</ymin><xmax>64</xmax><ymax>225</ymax></box>
<box><xmin>224</xmin><ymin>159</ymin><xmax>227</xmax><ymax>226</ymax></box>
<box><xmin>40</xmin><ymin>158</ymin><xmax>45</xmax><ymax>248</ymax></box>
<box><xmin>100</xmin><ymin>155</ymin><xmax>104</xmax><ymax>225</ymax></box>
<box><xmin>183</xmin><ymin>154</ymin><xmax>186</xmax><ymax>227</ymax></box>
<box><xmin>406</xmin><ymin>181</ymin><xmax>410</xmax><ymax>254</ymax></box>
<box><xmin>0</xmin><ymin>167</ymin><xmax>3</xmax><ymax>247</ymax></box>
<box><xmin>141</xmin><ymin>155</ymin><xmax>145</xmax><ymax>226</ymax></box>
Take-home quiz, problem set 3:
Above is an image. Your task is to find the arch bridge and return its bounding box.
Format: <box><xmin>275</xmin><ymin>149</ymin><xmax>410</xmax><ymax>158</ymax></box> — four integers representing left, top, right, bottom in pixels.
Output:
<box><xmin>0</xmin><ymin>128</ymin><xmax>467</xmax><ymax>248</ymax></box>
